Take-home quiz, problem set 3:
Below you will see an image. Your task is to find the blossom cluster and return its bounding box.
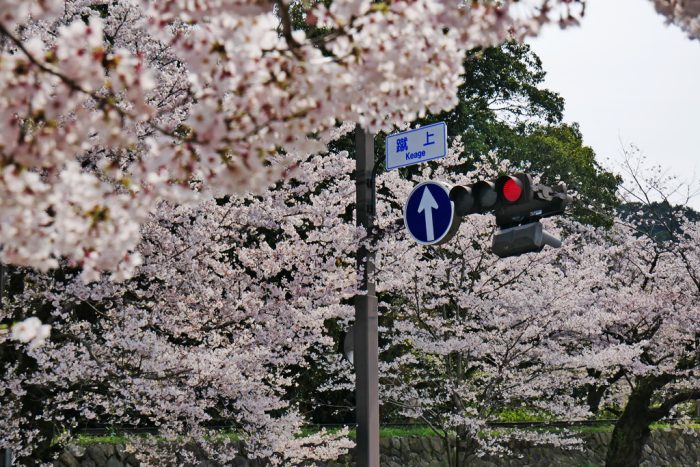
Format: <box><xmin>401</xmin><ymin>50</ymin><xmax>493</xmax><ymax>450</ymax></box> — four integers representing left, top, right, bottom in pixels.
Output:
<box><xmin>10</xmin><ymin>317</ymin><xmax>51</xmax><ymax>348</ymax></box>
<box><xmin>652</xmin><ymin>0</ymin><xmax>700</xmax><ymax>38</ymax></box>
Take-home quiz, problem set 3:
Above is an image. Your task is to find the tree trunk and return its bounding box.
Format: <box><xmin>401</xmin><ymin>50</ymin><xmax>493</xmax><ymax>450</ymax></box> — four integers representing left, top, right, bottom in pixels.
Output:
<box><xmin>442</xmin><ymin>434</ymin><xmax>455</xmax><ymax>467</ymax></box>
<box><xmin>605</xmin><ymin>418</ymin><xmax>651</xmax><ymax>467</ymax></box>
<box><xmin>605</xmin><ymin>386</ymin><xmax>653</xmax><ymax>467</ymax></box>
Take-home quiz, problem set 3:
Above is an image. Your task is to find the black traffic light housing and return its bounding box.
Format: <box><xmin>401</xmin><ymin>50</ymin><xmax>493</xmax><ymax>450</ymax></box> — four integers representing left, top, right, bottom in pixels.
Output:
<box><xmin>450</xmin><ymin>180</ymin><xmax>499</xmax><ymax>215</ymax></box>
<box><xmin>493</xmin><ymin>174</ymin><xmax>570</xmax><ymax>228</ymax></box>
<box><xmin>449</xmin><ymin>173</ymin><xmax>572</xmax><ymax>258</ymax></box>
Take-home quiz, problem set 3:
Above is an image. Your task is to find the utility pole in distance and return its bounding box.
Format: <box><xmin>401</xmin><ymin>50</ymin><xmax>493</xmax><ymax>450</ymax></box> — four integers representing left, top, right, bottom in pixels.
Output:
<box><xmin>354</xmin><ymin>125</ymin><xmax>380</xmax><ymax>466</ymax></box>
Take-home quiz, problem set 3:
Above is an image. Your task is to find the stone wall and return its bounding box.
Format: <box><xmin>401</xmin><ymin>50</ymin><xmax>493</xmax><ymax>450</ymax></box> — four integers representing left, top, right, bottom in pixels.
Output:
<box><xmin>368</xmin><ymin>430</ymin><xmax>700</xmax><ymax>467</ymax></box>
<box><xmin>54</xmin><ymin>429</ymin><xmax>700</xmax><ymax>466</ymax></box>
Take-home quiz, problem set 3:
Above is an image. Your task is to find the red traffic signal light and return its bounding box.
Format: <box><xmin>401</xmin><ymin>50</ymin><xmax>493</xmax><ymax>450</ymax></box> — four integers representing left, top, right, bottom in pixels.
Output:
<box><xmin>503</xmin><ymin>179</ymin><xmax>521</xmax><ymax>202</ymax></box>
<box><xmin>494</xmin><ymin>175</ymin><xmax>526</xmax><ymax>204</ymax></box>
<box><xmin>495</xmin><ymin>178</ymin><xmax>570</xmax><ymax>228</ymax></box>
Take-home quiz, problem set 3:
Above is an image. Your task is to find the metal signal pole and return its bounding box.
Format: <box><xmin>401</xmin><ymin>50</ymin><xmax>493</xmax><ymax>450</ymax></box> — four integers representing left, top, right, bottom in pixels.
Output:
<box><xmin>354</xmin><ymin>125</ymin><xmax>380</xmax><ymax>466</ymax></box>
<box><xmin>0</xmin><ymin>264</ymin><xmax>12</xmax><ymax>467</ymax></box>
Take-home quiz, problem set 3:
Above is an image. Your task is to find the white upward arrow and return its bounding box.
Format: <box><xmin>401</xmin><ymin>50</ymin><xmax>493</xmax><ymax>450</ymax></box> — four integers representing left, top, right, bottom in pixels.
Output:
<box><xmin>417</xmin><ymin>186</ymin><xmax>439</xmax><ymax>242</ymax></box>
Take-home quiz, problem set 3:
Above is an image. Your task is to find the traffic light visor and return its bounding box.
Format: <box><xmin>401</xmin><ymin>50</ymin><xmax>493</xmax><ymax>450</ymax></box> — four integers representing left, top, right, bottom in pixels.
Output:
<box><xmin>449</xmin><ymin>185</ymin><xmax>474</xmax><ymax>216</ymax></box>
<box><xmin>474</xmin><ymin>181</ymin><xmax>497</xmax><ymax>209</ymax></box>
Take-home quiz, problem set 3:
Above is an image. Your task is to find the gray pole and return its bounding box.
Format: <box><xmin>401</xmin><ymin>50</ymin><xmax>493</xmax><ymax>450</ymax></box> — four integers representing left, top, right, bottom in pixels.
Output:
<box><xmin>696</xmin><ymin>333</ymin><xmax>700</xmax><ymax>417</ymax></box>
<box><xmin>0</xmin><ymin>264</ymin><xmax>8</xmax><ymax>467</ymax></box>
<box><xmin>354</xmin><ymin>125</ymin><xmax>380</xmax><ymax>466</ymax></box>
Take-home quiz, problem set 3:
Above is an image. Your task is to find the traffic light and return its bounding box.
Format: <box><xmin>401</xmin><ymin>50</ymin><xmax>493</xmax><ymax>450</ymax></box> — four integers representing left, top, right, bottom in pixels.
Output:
<box><xmin>450</xmin><ymin>174</ymin><xmax>531</xmax><ymax>218</ymax></box>
<box><xmin>449</xmin><ymin>173</ymin><xmax>571</xmax><ymax>258</ymax></box>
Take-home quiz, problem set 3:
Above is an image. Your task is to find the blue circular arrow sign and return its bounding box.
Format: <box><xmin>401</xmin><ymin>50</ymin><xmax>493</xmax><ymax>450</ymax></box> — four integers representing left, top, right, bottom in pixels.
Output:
<box><xmin>403</xmin><ymin>181</ymin><xmax>457</xmax><ymax>245</ymax></box>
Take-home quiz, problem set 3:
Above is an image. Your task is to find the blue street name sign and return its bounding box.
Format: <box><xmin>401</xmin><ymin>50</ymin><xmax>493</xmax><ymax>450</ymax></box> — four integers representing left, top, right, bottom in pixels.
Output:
<box><xmin>385</xmin><ymin>122</ymin><xmax>447</xmax><ymax>170</ymax></box>
<box><xmin>403</xmin><ymin>181</ymin><xmax>459</xmax><ymax>245</ymax></box>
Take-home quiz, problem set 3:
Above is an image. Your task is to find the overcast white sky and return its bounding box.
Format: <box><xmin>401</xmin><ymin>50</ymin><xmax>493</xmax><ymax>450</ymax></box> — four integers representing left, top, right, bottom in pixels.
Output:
<box><xmin>526</xmin><ymin>0</ymin><xmax>700</xmax><ymax>209</ymax></box>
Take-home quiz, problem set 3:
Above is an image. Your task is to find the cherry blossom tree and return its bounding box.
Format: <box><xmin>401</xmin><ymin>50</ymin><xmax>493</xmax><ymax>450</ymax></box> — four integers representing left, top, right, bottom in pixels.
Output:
<box><xmin>0</xmin><ymin>147</ymin><xmax>360</xmax><ymax>464</ymax></box>
<box><xmin>2</xmin><ymin>109</ymin><xmax>698</xmax><ymax>467</ymax></box>
<box><xmin>545</xmin><ymin>217</ymin><xmax>700</xmax><ymax>467</ymax></box>
<box><xmin>373</xmin><ymin>216</ymin><xmax>592</xmax><ymax>466</ymax></box>
<box><xmin>373</xmin><ymin>152</ymin><xmax>700</xmax><ymax>467</ymax></box>
<box><xmin>543</xmin><ymin>158</ymin><xmax>700</xmax><ymax>467</ymax></box>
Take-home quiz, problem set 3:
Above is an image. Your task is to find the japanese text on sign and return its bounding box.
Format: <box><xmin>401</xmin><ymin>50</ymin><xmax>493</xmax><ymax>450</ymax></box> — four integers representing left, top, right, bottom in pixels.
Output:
<box><xmin>385</xmin><ymin>122</ymin><xmax>447</xmax><ymax>170</ymax></box>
